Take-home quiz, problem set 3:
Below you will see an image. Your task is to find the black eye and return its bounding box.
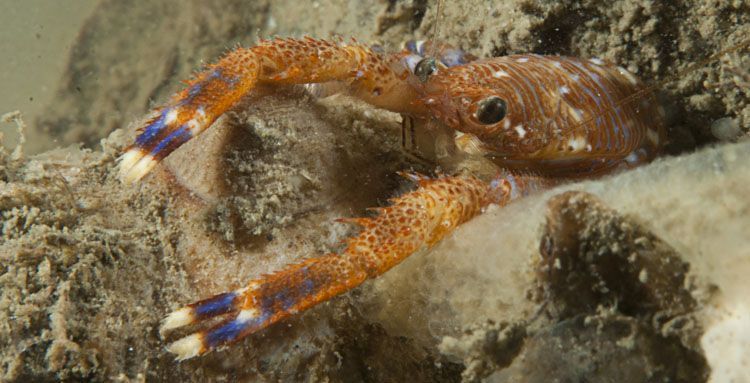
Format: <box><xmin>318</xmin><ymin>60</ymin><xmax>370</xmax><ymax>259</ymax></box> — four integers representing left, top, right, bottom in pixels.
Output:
<box><xmin>474</xmin><ymin>96</ymin><xmax>507</xmax><ymax>124</ymax></box>
<box><xmin>414</xmin><ymin>58</ymin><xmax>437</xmax><ymax>83</ymax></box>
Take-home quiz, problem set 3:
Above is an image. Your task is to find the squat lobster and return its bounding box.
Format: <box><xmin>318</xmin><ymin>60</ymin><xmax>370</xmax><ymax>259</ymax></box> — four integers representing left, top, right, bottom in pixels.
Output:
<box><xmin>119</xmin><ymin>36</ymin><xmax>664</xmax><ymax>360</ymax></box>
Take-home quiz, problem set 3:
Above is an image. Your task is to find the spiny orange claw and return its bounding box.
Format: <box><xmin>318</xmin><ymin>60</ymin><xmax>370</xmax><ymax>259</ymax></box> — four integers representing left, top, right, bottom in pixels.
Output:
<box><xmin>119</xmin><ymin>37</ymin><xmax>420</xmax><ymax>183</ymax></box>
<box><xmin>160</xmin><ymin>172</ymin><xmax>551</xmax><ymax>359</ymax></box>
<box><xmin>161</xmin><ymin>174</ymin><xmax>544</xmax><ymax>359</ymax></box>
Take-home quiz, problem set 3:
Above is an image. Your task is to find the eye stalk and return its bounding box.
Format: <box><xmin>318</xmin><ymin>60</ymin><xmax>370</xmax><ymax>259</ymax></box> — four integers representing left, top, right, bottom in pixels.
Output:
<box><xmin>474</xmin><ymin>96</ymin><xmax>507</xmax><ymax>125</ymax></box>
<box><xmin>414</xmin><ymin>58</ymin><xmax>437</xmax><ymax>83</ymax></box>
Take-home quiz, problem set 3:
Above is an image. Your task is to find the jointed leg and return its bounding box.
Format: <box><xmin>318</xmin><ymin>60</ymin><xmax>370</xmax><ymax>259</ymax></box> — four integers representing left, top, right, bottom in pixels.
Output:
<box><xmin>161</xmin><ymin>172</ymin><xmax>544</xmax><ymax>360</ymax></box>
<box><xmin>119</xmin><ymin>37</ymin><xmax>420</xmax><ymax>183</ymax></box>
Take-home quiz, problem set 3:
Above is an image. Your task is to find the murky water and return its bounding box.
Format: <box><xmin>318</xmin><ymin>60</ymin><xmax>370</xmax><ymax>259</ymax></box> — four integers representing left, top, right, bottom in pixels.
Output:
<box><xmin>0</xmin><ymin>0</ymin><xmax>98</xmax><ymax>150</ymax></box>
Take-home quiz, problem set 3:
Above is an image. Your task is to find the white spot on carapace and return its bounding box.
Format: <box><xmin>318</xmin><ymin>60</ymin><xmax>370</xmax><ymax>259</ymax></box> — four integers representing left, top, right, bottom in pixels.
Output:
<box><xmin>567</xmin><ymin>136</ymin><xmax>588</xmax><ymax>152</ymax></box>
<box><xmin>514</xmin><ymin>125</ymin><xmax>527</xmax><ymax>138</ymax></box>
<box><xmin>559</xmin><ymin>85</ymin><xmax>570</xmax><ymax>95</ymax></box>
<box><xmin>617</xmin><ymin>66</ymin><xmax>639</xmax><ymax>85</ymax></box>
<box><xmin>168</xmin><ymin>333</ymin><xmax>203</xmax><ymax>361</ymax></box>
<box><xmin>493</xmin><ymin>70</ymin><xmax>510</xmax><ymax>78</ymax></box>
<box><xmin>589</xmin><ymin>58</ymin><xmax>605</xmax><ymax>66</ymax></box>
<box><xmin>569</xmin><ymin>107</ymin><xmax>584</xmax><ymax>122</ymax></box>
<box><xmin>503</xmin><ymin>119</ymin><xmax>512</xmax><ymax>130</ymax></box>
<box><xmin>237</xmin><ymin>308</ymin><xmax>259</xmax><ymax>323</ymax></box>
<box><xmin>162</xmin><ymin>307</ymin><xmax>194</xmax><ymax>331</ymax></box>
<box><xmin>516</xmin><ymin>57</ymin><xmax>529</xmax><ymax>63</ymax></box>
<box><xmin>585</xmin><ymin>144</ymin><xmax>592</xmax><ymax>152</ymax></box>
<box><xmin>553</xmin><ymin>61</ymin><xmax>563</xmax><ymax>69</ymax></box>
<box><xmin>570</xmin><ymin>74</ymin><xmax>580</xmax><ymax>82</ymax></box>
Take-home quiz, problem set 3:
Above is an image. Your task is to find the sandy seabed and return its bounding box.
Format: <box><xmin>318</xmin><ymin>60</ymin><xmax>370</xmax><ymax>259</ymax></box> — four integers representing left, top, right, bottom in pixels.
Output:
<box><xmin>1</xmin><ymin>0</ymin><xmax>749</xmax><ymax>381</ymax></box>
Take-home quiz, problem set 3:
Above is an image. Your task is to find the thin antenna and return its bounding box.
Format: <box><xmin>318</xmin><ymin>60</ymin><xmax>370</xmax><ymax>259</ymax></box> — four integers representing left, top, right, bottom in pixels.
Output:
<box><xmin>428</xmin><ymin>0</ymin><xmax>444</xmax><ymax>59</ymax></box>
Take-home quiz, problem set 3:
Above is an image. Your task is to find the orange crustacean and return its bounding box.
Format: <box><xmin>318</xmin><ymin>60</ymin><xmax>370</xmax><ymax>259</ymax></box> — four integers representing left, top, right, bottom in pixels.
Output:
<box><xmin>118</xmin><ymin>29</ymin><xmax>748</xmax><ymax>360</ymax></box>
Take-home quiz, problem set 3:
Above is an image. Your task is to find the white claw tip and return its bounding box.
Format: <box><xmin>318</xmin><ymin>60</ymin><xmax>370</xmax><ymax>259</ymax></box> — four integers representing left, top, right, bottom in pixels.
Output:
<box><xmin>168</xmin><ymin>333</ymin><xmax>204</xmax><ymax>361</ymax></box>
<box><xmin>161</xmin><ymin>307</ymin><xmax>195</xmax><ymax>332</ymax></box>
<box><xmin>118</xmin><ymin>149</ymin><xmax>157</xmax><ymax>184</ymax></box>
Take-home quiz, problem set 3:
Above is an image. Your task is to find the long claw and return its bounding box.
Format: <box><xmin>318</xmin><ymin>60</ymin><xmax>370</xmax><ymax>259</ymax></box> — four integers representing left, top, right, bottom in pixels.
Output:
<box><xmin>161</xmin><ymin>290</ymin><xmax>242</xmax><ymax>333</ymax></box>
<box><xmin>166</xmin><ymin>306</ymin><xmax>266</xmax><ymax>361</ymax></box>
<box><xmin>118</xmin><ymin>59</ymin><xmax>254</xmax><ymax>184</ymax></box>
<box><xmin>118</xmin><ymin>106</ymin><xmax>200</xmax><ymax>183</ymax></box>
<box><xmin>119</xmin><ymin>37</ymin><xmax>423</xmax><ymax>184</ymax></box>
<box><xmin>162</xmin><ymin>285</ymin><xmax>270</xmax><ymax>360</ymax></box>
<box><xmin>161</xmin><ymin>290</ymin><xmax>250</xmax><ymax>360</ymax></box>
<box><xmin>161</xmin><ymin>175</ymin><xmax>504</xmax><ymax>359</ymax></box>
<box><xmin>160</xmin><ymin>173</ymin><xmax>551</xmax><ymax>359</ymax></box>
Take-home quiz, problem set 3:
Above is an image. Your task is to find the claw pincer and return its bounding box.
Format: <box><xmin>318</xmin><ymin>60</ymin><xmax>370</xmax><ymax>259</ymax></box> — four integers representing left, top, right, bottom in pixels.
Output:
<box><xmin>161</xmin><ymin>175</ymin><xmax>513</xmax><ymax>359</ymax></box>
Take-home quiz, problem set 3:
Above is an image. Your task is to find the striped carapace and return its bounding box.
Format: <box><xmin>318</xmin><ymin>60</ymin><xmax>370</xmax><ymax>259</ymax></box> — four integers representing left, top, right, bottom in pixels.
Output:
<box><xmin>118</xmin><ymin>36</ymin><xmax>669</xmax><ymax>359</ymax></box>
<box><xmin>422</xmin><ymin>53</ymin><xmax>666</xmax><ymax>176</ymax></box>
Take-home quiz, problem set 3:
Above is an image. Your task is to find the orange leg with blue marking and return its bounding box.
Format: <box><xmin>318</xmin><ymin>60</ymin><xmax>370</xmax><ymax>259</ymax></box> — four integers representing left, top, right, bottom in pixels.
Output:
<box><xmin>161</xmin><ymin>172</ymin><xmax>546</xmax><ymax>359</ymax></box>
<box><xmin>119</xmin><ymin>37</ymin><xmax>423</xmax><ymax>183</ymax></box>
